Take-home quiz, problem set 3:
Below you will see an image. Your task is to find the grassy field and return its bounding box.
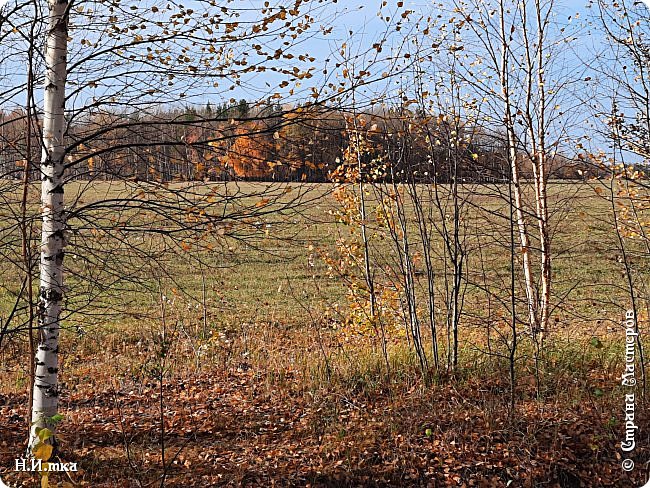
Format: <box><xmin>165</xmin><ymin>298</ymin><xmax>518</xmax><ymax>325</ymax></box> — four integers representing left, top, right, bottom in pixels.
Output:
<box><xmin>0</xmin><ymin>180</ymin><xmax>648</xmax><ymax>487</ymax></box>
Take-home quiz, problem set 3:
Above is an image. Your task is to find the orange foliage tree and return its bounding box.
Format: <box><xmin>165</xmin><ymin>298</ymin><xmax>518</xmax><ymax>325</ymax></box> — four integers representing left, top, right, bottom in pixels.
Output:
<box><xmin>217</xmin><ymin>122</ymin><xmax>275</xmax><ymax>180</ymax></box>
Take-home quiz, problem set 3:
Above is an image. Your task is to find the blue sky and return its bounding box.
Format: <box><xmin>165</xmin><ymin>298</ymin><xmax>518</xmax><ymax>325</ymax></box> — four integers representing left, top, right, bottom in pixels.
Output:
<box><xmin>2</xmin><ymin>0</ymin><xmax>648</xmax><ymax>161</ymax></box>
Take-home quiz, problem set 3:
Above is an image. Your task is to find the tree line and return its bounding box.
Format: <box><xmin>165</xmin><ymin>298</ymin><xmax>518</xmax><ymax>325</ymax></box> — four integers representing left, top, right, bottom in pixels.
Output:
<box><xmin>0</xmin><ymin>101</ymin><xmax>601</xmax><ymax>184</ymax></box>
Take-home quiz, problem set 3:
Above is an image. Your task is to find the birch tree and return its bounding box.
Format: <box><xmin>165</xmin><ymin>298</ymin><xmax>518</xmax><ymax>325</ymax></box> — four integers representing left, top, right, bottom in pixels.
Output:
<box><xmin>29</xmin><ymin>0</ymin><xmax>68</xmax><ymax>451</ymax></box>
<box><xmin>453</xmin><ymin>0</ymin><xmax>584</xmax><ymax>342</ymax></box>
<box><xmin>9</xmin><ymin>0</ymin><xmax>389</xmax><ymax>457</ymax></box>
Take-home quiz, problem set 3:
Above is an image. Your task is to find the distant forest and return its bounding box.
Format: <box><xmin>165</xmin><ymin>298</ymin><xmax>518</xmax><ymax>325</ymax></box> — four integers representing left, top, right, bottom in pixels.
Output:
<box><xmin>0</xmin><ymin>100</ymin><xmax>611</xmax><ymax>183</ymax></box>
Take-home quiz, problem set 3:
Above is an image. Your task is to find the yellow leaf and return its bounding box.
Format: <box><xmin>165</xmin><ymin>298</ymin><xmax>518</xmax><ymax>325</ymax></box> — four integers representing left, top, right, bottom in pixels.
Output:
<box><xmin>34</xmin><ymin>443</ymin><xmax>53</xmax><ymax>461</ymax></box>
<box><xmin>37</xmin><ymin>428</ymin><xmax>53</xmax><ymax>442</ymax></box>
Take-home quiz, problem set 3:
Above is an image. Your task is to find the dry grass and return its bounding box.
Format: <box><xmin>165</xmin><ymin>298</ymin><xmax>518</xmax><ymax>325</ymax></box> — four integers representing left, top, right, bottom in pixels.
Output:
<box><xmin>0</xmin><ymin>180</ymin><xmax>647</xmax><ymax>486</ymax></box>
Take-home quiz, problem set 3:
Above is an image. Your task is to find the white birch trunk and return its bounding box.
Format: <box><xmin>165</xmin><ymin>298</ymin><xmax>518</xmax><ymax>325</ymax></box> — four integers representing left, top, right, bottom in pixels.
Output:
<box><xmin>505</xmin><ymin>122</ymin><xmax>537</xmax><ymax>333</ymax></box>
<box><xmin>498</xmin><ymin>0</ymin><xmax>539</xmax><ymax>335</ymax></box>
<box><xmin>30</xmin><ymin>0</ymin><xmax>69</xmax><ymax>450</ymax></box>
<box><xmin>534</xmin><ymin>0</ymin><xmax>551</xmax><ymax>337</ymax></box>
<box><xmin>522</xmin><ymin>0</ymin><xmax>551</xmax><ymax>337</ymax></box>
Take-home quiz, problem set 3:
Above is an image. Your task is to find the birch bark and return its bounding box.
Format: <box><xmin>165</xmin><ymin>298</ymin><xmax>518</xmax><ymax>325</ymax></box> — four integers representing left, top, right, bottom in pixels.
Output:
<box><xmin>522</xmin><ymin>0</ymin><xmax>551</xmax><ymax>337</ymax></box>
<box><xmin>498</xmin><ymin>0</ymin><xmax>539</xmax><ymax>335</ymax></box>
<box><xmin>30</xmin><ymin>0</ymin><xmax>69</xmax><ymax>450</ymax></box>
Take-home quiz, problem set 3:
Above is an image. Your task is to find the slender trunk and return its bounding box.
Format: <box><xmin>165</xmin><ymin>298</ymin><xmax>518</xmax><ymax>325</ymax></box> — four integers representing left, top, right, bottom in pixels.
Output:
<box><xmin>520</xmin><ymin>0</ymin><xmax>546</xmax><ymax>394</ymax></box>
<box><xmin>347</xmin><ymin>118</ymin><xmax>376</xmax><ymax>319</ymax></box>
<box><xmin>23</xmin><ymin>24</ymin><xmax>36</xmax><ymax>437</ymax></box>
<box><xmin>395</xmin><ymin>191</ymin><xmax>427</xmax><ymax>374</ymax></box>
<box><xmin>201</xmin><ymin>269</ymin><xmax>208</xmax><ymax>339</ymax></box>
<box><xmin>388</xmin><ymin>149</ymin><xmax>427</xmax><ymax>375</ymax></box>
<box><xmin>30</xmin><ymin>0</ymin><xmax>69</xmax><ymax>450</ymax></box>
<box><xmin>159</xmin><ymin>291</ymin><xmax>168</xmax><ymax>487</ymax></box>
<box><xmin>498</xmin><ymin>0</ymin><xmax>538</xmax><ymax>336</ymax></box>
<box><xmin>358</xmin><ymin>177</ymin><xmax>375</xmax><ymax>317</ymax></box>
<box><xmin>523</xmin><ymin>0</ymin><xmax>551</xmax><ymax>339</ymax></box>
<box><xmin>508</xmin><ymin>156</ymin><xmax>518</xmax><ymax>415</ymax></box>
<box><xmin>450</xmin><ymin>138</ymin><xmax>463</xmax><ymax>371</ymax></box>
<box><xmin>608</xmin><ymin>156</ymin><xmax>646</xmax><ymax>395</ymax></box>
<box><xmin>532</xmin><ymin>0</ymin><xmax>550</xmax><ymax>392</ymax></box>
<box><xmin>610</xmin><ymin>179</ymin><xmax>646</xmax><ymax>395</ymax></box>
<box><xmin>430</xmin><ymin>146</ymin><xmax>453</xmax><ymax>372</ymax></box>
<box><xmin>411</xmin><ymin>183</ymin><xmax>439</xmax><ymax>372</ymax></box>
